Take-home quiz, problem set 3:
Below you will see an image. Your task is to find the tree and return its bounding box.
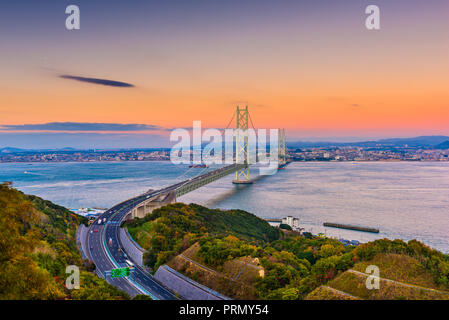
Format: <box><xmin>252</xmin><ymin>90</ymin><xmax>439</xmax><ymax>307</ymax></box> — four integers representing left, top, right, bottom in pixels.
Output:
<box><xmin>132</xmin><ymin>294</ymin><xmax>153</xmax><ymax>300</ymax></box>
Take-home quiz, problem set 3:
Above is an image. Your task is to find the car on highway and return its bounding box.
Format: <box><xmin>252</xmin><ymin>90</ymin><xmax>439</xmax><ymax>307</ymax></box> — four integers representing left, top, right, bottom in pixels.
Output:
<box><xmin>125</xmin><ymin>259</ymin><xmax>135</xmax><ymax>268</ymax></box>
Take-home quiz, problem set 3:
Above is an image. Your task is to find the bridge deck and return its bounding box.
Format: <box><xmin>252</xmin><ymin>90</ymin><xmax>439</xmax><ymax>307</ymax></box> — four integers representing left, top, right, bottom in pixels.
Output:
<box><xmin>174</xmin><ymin>164</ymin><xmax>246</xmax><ymax>197</ymax></box>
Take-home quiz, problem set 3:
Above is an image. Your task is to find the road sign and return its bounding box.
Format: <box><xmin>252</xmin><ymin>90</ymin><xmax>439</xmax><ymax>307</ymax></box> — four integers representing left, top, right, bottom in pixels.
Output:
<box><xmin>111</xmin><ymin>267</ymin><xmax>130</xmax><ymax>278</ymax></box>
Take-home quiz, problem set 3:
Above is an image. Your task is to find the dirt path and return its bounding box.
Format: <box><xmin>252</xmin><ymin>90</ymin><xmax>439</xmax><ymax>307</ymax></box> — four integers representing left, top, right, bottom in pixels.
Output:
<box><xmin>321</xmin><ymin>285</ymin><xmax>361</xmax><ymax>300</ymax></box>
<box><xmin>348</xmin><ymin>269</ymin><xmax>449</xmax><ymax>296</ymax></box>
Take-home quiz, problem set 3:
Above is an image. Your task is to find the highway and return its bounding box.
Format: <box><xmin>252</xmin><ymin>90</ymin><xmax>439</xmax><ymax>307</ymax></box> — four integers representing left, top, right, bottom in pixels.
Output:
<box><xmin>85</xmin><ymin>164</ymin><xmax>243</xmax><ymax>299</ymax></box>
<box><xmin>86</xmin><ymin>192</ymin><xmax>177</xmax><ymax>299</ymax></box>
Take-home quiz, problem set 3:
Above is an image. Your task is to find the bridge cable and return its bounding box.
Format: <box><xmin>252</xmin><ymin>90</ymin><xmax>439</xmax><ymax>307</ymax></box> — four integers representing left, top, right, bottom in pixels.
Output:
<box><xmin>248</xmin><ymin>111</ymin><xmax>257</xmax><ymax>132</ymax></box>
<box><xmin>176</xmin><ymin>113</ymin><xmax>237</xmax><ymax>184</ymax></box>
<box><xmin>169</xmin><ymin>110</ymin><xmax>238</xmax><ymax>189</ymax></box>
<box><xmin>224</xmin><ymin>111</ymin><xmax>236</xmax><ymax>131</ymax></box>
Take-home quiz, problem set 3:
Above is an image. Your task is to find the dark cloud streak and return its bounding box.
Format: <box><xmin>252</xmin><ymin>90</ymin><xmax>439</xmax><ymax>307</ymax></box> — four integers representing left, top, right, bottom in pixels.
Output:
<box><xmin>60</xmin><ymin>75</ymin><xmax>134</xmax><ymax>87</ymax></box>
<box><xmin>0</xmin><ymin>122</ymin><xmax>165</xmax><ymax>132</ymax></box>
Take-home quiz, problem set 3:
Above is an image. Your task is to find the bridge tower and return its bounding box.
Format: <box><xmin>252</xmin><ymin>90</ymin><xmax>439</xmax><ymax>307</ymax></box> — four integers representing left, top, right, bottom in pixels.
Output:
<box><xmin>278</xmin><ymin>128</ymin><xmax>286</xmax><ymax>165</ymax></box>
<box><xmin>233</xmin><ymin>105</ymin><xmax>252</xmax><ymax>184</ymax></box>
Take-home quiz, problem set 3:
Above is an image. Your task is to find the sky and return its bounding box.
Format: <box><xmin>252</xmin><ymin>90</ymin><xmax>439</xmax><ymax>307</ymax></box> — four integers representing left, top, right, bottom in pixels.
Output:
<box><xmin>0</xmin><ymin>0</ymin><xmax>448</xmax><ymax>148</ymax></box>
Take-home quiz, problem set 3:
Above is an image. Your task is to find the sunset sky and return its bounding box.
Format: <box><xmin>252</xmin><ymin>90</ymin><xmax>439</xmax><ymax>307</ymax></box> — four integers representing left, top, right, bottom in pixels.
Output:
<box><xmin>1</xmin><ymin>0</ymin><xmax>448</xmax><ymax>148</ymax></box>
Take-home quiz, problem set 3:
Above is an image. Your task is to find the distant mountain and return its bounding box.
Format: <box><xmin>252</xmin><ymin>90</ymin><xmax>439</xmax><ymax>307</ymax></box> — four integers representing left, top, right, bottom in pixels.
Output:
<box><xmin>0</xmin><ymin>146</ymin><xmax>169</xmax><ymax>153</ymax></box>
<box><xmin>0</xmin><ymin>147</ymin><xmax>27</xmax><ymax>153</ymax></box>
<box><xmin>287</xmin><ymin>136</ymin><xmax>449</xmax><ymax>149</ymax></box>
<box><xmin>58</xmin><ymin>147</ymin><xmax>77</xmax><ymax>151</ymax></box>
<box><xmin>434</xmin><ymin>140</ymin><xmax>449</xmax><ymax>149</ymax></box>
<box><xmin>2</xmin><ymin>135</ymin><xmax>449</xmax><ymax>153</ymax></box>
<box><xmin>374</xmin><ymin>136</ymin><xmax>449</xmax><ymax>147</ymax></box>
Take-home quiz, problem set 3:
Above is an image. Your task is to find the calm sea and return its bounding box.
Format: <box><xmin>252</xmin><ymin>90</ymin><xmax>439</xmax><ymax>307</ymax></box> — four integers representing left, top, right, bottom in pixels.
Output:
<box><xmin>1</xmin><ymin>161</ymin><xmax>448</xmax><ymax>253</ymax></box>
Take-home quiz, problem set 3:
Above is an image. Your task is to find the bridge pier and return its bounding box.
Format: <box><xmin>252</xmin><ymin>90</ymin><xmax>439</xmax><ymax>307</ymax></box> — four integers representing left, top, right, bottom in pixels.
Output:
<box><xmin>128</xmin><ymin>191</ymin><xmax>177</xmax><ymax>220</ymax></box>
<box><xmin>232</xmin><ymin>179</ymin><xmax>253</xmax><ymax>184</ymax></box>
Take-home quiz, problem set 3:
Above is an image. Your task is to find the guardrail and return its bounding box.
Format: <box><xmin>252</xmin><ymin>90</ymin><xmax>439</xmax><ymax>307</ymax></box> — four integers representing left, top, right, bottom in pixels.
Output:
<box><xmin>118</xmin><ymin>228</ymin><xmax>144</xmax><ymax>267</ymax></box>
<box><xmin>76</xmin><ymin>224</ymin><xmax>90</xmax><ymax>261</ymax></box>
<box><xmin>154</xmin><ymin>265</ymin><xmax>231</xmax><ymax>300</ymax></box>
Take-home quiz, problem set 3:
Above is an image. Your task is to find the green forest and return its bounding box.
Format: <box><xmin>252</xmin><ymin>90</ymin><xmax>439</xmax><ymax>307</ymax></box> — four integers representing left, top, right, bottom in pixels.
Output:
<box><xmin>0</xmin><ymin>183</ymin><xmax>129</xmax><ymax>300</ymax></box>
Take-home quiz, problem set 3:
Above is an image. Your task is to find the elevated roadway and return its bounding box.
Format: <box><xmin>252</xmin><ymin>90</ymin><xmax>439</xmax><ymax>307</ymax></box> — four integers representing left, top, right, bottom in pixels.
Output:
<box><xmin>86</xmin><ymin>164</ymin><xmax>245</xmax><ymax>299</ymax></box>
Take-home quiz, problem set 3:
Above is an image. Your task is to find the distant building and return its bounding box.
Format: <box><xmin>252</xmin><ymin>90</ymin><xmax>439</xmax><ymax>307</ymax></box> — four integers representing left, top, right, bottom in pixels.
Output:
<box><xmin>282</xmin><ymin>216</ymin><xmax>300</xmax><ymax>230</ymax></box>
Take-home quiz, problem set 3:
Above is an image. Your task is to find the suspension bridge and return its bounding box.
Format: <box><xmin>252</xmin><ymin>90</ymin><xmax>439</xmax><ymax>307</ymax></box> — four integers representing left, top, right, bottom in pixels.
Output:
<box><xmin>84</xmin><ymin>106</ymin><xmax>289</xmax><ymax>299</ymax></box>
<box><xmin>128</xmin><ymin>105</ymin><xmax>288</xmax><ymax>219</ymax></box>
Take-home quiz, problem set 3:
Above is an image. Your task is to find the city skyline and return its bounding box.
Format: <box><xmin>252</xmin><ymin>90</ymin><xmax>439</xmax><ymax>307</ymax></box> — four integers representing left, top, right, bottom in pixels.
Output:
<box><xmin>1</xmin><ymin>0</ymin><xmax>448</xmax><ymax>148</ymax></box>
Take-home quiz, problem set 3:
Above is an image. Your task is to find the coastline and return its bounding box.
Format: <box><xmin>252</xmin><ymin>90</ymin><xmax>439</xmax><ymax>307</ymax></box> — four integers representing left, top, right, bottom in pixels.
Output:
<box><xmin>1</xmin><ymin>159</ymin><xmax>449</xmax><ymax>164</ymax></box>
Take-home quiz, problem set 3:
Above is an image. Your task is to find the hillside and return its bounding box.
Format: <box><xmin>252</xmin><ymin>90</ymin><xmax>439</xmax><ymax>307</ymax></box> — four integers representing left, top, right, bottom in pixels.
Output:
<box><xmin>307</xmin><ymin>253</ymin><xmax>449</xmax><ymax>300</ymax></box>
<box><xmin>306</xmin><ymin>240</ymin><xmax>449</xmax><ymax>300</ymax></box>
<box><xmin>288</xmin><ymin>135</ymin><xmax>449</xmax><ymax>149</ymax></box>
<box><xmin>168</xmin><ymin>242</ymin><xmax>261</xmax><ymax>299</ymax></box>
<box><xmin>126</xmin><ymin>204</ymin><xmax>355</xmax><ymax>299</ymax></box>
<box><xmin>434</xmin><ymin>140</ymin><xmax>449</xmax><ymax>149</ymax></box>
<box><xmin>0</xmin><ymin>183</ymin><xmax>129</xmax><ymax>300</ymax></box>
<box><xmin>125</xmin><ymin>203</ymin><xmax>281</xmax><ymax>271</ymax></box>
<box><xmin>127</xmin><ymin>204</ymin><xmax>449</xmax><ymax>300</ymax></box>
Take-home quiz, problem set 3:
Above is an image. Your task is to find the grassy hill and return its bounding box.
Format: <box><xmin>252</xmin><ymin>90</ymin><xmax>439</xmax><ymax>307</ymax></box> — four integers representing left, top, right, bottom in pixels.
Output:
<box><xmin>306</xmin><ymin>285</ymin><xmax>358</xmax><ymax>300</ymax></box>
<box><xmin>0</xmin><ymin>183</ymin><xmax>129</xmax><ymax>300</ymax></box>
<box><xmin>125</xmin><ymin>203</ymin><xmax>281</xmax><ymax>271</ymax></box>
<box><xmin>127</xmin><ymin>203</ymin><xmax>449</xmax><ymax>300</ymax></box>
<box><xmin>168</xmin><ymin>241</ymin><xmax>262</xmax><ymax>299</ymax></box>
<box><xmin>307</xmin><ymin>253</ymin><xmax>449</xmax><ymax>300</ymax></box>
<box><xmin>126</xmin><ymin>203</ymin><xmax>356</xmax><ymax>299</ymax></box>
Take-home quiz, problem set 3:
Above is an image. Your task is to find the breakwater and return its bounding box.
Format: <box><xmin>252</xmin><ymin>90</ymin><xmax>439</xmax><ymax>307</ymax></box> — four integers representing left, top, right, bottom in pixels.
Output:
<box><xmin>323</xmin><ymin>222</ymin><xmax>379</xmax><ymax>233</ymax></box>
